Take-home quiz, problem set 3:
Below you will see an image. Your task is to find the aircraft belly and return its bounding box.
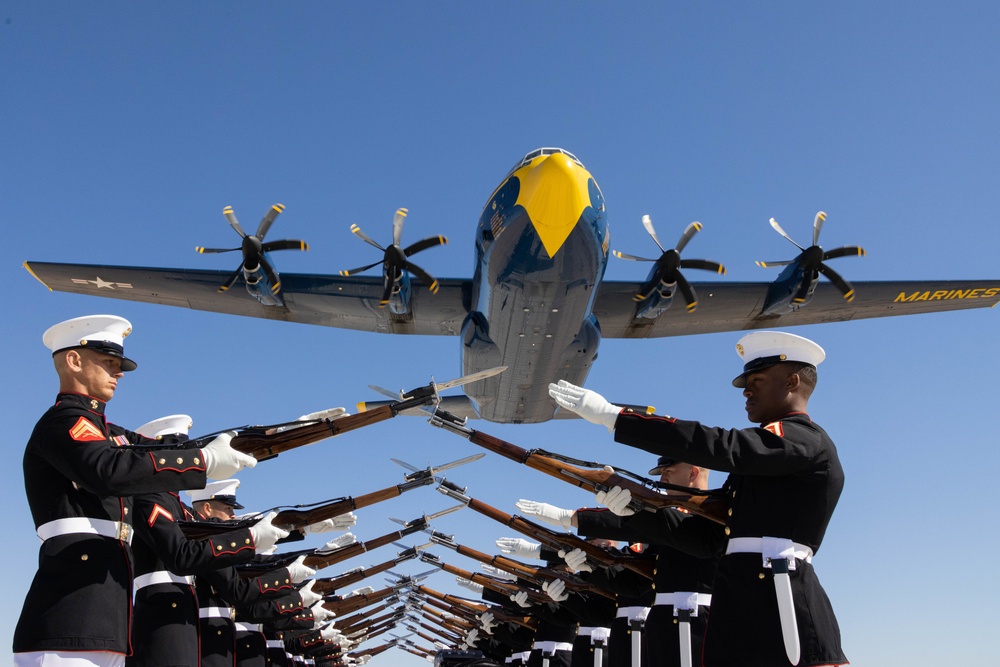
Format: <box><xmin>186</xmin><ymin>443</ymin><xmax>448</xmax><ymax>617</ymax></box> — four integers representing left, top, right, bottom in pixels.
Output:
<box><xmin>470</xmin><ymin>214</ymin><xmax>604</xmax><ymax>423</ymax></box>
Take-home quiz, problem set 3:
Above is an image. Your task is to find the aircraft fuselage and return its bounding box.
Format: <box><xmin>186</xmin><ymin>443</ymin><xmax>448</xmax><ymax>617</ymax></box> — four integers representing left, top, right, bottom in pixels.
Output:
<box><xmin>462</xmin><ymin>148</ymin><xmax>609</xmax><ymax>423</ymax></box>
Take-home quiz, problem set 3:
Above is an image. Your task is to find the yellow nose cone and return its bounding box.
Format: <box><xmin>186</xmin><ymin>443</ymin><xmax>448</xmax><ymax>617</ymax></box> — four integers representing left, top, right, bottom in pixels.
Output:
<box><xmin>515</xmin><ymin>153</ymin><xmax>593</xmax><ymax>258</ymax></box>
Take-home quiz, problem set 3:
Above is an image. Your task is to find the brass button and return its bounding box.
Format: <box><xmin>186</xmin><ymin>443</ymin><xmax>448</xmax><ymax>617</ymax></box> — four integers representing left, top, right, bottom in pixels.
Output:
<box><xmin>218</xmin><ymin>630</ymin><xmax>223</xmax><ymax>636</ymax></box>
<box><xmin>123</xmin><ymin>507</ymin><xmax>128</xmax><ymax>515</ymax></box>
<box><xmin>724</xmin><ymin>526</ymin><xmax>731</xmax><ymax>536</ymax></box>
<box><xmin>727</xmin><ymin>509</ymin><xmax>733</xmax><ymax>516</ymax></box>
<box><xmin>245</xmin><ymin>538</ymin><xmax>251</xmax><ymax>544</ymax></box>
<box><xmin>158</xmin><ymin>458</ymin><xmax>166</xmax><ymax>465</ymax></box>
<box><xmin>216</xmin><ymin>545</ymin><xmax>223</xmax><ymax>551</ymax></box>
<box><xmin>193</xmin><ymin>458</ymin><xmax>200</xmax><ymax>465</ymax></box>
<box><xmin>263</xmin><ymin>584</ymin><xmax>269</xmax><ymax>589</ymax></box>
<box><xmin>230</xmin><ymin>542</ymin><xmax>237</xmax><ymax>548</ymax></box>
<box><xmin>81</xmin><ymin>554</ymin><xmax>89</xmax><ymax>561</ymax></box>
<box><xmin>758</xmin><ymin>573</ymin><xmax>766</xmax><ymax>579</ymax></box>
<box><xmin>176</xmin><ymin>457</ymin><xmax>184</xmax><ymax>464</ymax></box>
<box><xmin>171</xmin><ymin>602</ymin><xmax>177</xmax><ymax>608</ymax></box>
<box><xmin>673</xmin><ymin>618</ymin><xmax>678</xmax><ymax>624</ymax></box>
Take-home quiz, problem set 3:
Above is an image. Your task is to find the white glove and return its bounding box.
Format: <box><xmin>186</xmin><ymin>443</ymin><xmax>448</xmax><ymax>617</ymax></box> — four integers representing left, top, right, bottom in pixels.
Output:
<box><xmin>479</xmin><ymin>611</ymin><xmax>497</xmax><ymax>634</ymax></box>
<box><xmin>558</xmin><ymin>547</ymin><xmax>593</xmax><ymax>573</ymax></box>
<box><xmin>312</xmin><ymin>601</ymin><xmax>336</xmax><ymax>623</ymax></box>
<box><xmin>548</xmin><ymin>380</ymin><xmax>622</xmax><ymax>432</ymax></box>
<box><xmin>320</xmin><ymin>624</ymin><xmax>342</xmax><ymax>640</ymax></box>
<box><xmin>298</xmin><ymin>580</ymin><xmax>322</xmax><ymax>607</ymax></box>
<box><xmin>356</xmin><ymin>656</ymin><xmax>370</xmax><ymax>666</ymax></box>
<box><xmin>201</xmin><ymin>432</ymin><xmax>257</xmax><ymax>479</ymax></box>
<box><xmin>347</xmin><ymin>585</ymin><xmax>375</xmax><ymax>598</ymax></box>
<box><xmin>464</xmin><ymin>628</ymin><xmax>479</xmax><ymax>646</ymax></box>
<box><xmin>249</xmin><ymin>511</ymin><xmax>290</xmax><ymax>554</ymax></box>
<box><xmin>456</xmin><ymin>577</ymin><xmax>484</xmax><ymax>594</ymax></box>
<box><xmin>509</xmin><ymin>591</ymin><xmax>531</xmax><ymax>608</ymax></box>
<box><xmin>515</xmin><ymin>499</ymin><xmax>574</xmax><ymax>529</ymax></box>
<box><xmin>319</xmin><ymin>532</ymin><xmax>356</xmax><ymax>551</ymax></box>
<box><xmin>481</xmin><ymin>564</ymin><xmax>517</xmax><ymax>581</ymax></box>
<box><xmin>287</xmin><ymin>555</ymin><xmax>317</xmax><ymax>583</ymax></box>
<box><xmin>495</xmin><ymin>537</ymin><xmax>541</xmax><ymax>559</ymax></box>
<box><xmin>543</xmin><ymin>579</ymin><xmax>568</xmax><ymax>602</ymax></box>
<box><xmin>303</xmin><ymin>512</ymin><xmax>357</xmax><ymax>534</ymax></box>
<box><xmin>596</xmin><ymin>485</ymin><xmax>636</xmax><ymax>516</ymax></box>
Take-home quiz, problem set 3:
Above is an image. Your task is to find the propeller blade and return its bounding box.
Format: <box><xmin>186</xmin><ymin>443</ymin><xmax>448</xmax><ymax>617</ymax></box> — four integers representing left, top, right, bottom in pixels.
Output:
<box><xmin>217</xmin><ymin>267</ymin><xmax>242</xmax><ymax>293</ymax></box>
<box><xmin>674</xmin><ymin>221</ymin><xmax>703</xmax><ymax>254</ymax></box>
<box><xmin>195</xmin><ymin>246</ymin><xmax>240</xmax><ymax>254</ymax></box>
<box><xmin>392</xmin><ymin>208</ymin><xmax>408</xmax><ymax>247</ymax></box>
<box><xmin>379</xmin><ymin>278</ymin><xmax>393</xmax><ymax>306</ymax></box>
<box><xmin>403</xmin><ymin>236</ymin><xmax>448</xmax><ymax>257</ymax></box>
<box><xmin>791</xmin><ymin>271</ymin><xmax>816</xmax><ymax>303</ymax></box>
<box><xmin>680</xmin><ymin>258</ymin><xmax>727</xmax><ymax>275</ymax></box>
<box><xmin>769</xmin><ymin>218</ymin><xmax>804</xmax><ymax>251</ymax></box>
<box><xmin>755</xmin><ymin>259</ymin><xmax>794</xmax><ymax>268</ymax></box>
<box><xmin>675</xmin><ymin>273</ymin><xmax>698</xmax><ymax>312</ymax></box>
<box><xmin>259</xmin><ymin>256</ymin><xmax>281</xmax><ymax>295</ymax></box>
<box><xmin>222</xmin><ymin>206</ymin><xmax>248</xmax><ymax>238</ymax></box>
<box><xmin>817</xmin><ymin>263</ymin><xmax>856</xmax><ymax>301</ymax></box>
<box><xmin>256</xmin><ymin>203</ymin><xmax>285</xmax><ymax>241</ymax></box>
<box><xmin>351</xmin><ymin>224</ymin><xmax>386</xmax><ymax>251</ymax></box>
<box><xmin>812</xmin><ymin>211</ymin><xmax>826</xmax><ymax>246</ymax></box>
<box><xmin>640</xmin><ymin>215</ymin><xmax>666</xmax><ymax>253</ymax></box>
<box><xmin>632</xmin><ymin>278</ymin><xmax>659</xmax><ymax>302</ymax></box>
<box><xmin>403</xmin><ymin>261</ymin><xmax>440</xmax><ymax>295</ymax></box>
<box><xmin>261</xmin><ymin>239</ymin><xmax>309</xmax><ymax>252</ymax></box>
<box><xmin>340</xmin><ymin>261</ymin><xmax>383</xmax><ymax>277</ymax></box>
<box><xmin>612</xmin><ymin>250</ymin><xmax>655</xmax><ymax>262</ymax></box>
<box><xmin>822</xmin><ymin>245</ymin><xmax>866</xmax><ymax>261</ymax></box>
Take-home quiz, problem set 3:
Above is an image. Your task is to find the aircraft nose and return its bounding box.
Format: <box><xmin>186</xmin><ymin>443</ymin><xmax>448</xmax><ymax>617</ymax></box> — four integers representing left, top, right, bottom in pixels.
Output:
<box><xmin>515</xmin><ymin>153</ymin><xmax>593</xmax><ymax>258</ymax></box>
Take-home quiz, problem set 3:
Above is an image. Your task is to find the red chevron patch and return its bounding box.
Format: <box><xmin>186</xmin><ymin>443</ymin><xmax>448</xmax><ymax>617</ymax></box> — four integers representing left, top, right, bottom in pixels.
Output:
<box><xmin>147</xmin><ymin>503</ymin><xmax>175</xmax><ymax>527</ymax></box>
<box><xmin>69</xmin><ymin>417</ymin><xmax>105</xmax><ymax>442</ymax></box>
<box><xmin>763</xmin><ymin>421</ymin><xmax>785</xmax><ymax>437</ymax></box>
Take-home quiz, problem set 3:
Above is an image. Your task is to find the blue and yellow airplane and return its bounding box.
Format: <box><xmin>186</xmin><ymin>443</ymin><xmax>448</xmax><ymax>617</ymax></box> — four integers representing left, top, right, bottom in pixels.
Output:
<box><xmin>24</xmin><ymin>147</ymin><xmax>1000</xmax><ymax>423</ymax></box>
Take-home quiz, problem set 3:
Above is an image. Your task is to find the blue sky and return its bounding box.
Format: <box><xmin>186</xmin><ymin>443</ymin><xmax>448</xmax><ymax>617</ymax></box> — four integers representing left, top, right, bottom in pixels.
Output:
<box><xmin>3</xmin><ymin>4</ymin><xmax>1000</xmax><ymax>666</ymax></box>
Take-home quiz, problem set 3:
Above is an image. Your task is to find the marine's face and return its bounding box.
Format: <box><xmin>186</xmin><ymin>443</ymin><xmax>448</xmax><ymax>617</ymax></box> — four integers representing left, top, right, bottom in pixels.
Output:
<box><xmin>658</xmin><ymin>463</ymin><xmax>695</xmax><ymax>491</ymax></box>
<box><xmin>204</xmin><ymin>500</ymin><xmax>236</xmax><ymax>520</ymax></box>
<box><xmin>77</xmin><ymin>349</ymin><xmax>124</xmax><ymax>402</ymax></box>
<box><xmin>741</xmin><ymin>364</ymin><xmax>793</xmax><ymax>424</ymax></box>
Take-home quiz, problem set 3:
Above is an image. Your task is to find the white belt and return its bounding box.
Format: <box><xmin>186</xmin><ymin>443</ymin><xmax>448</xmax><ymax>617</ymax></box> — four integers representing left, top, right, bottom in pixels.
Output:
<box><xmin>726</xmin><ymin>536</ymin><xmax>813</xmax><ymax>568</ymax></box>
<box><xmin>578</xmin><ymin>626</ymin><xmax>611</xmax><ymax>642</ymax></box>
<box><xmin>654</xmin><ymin>591</ymin><xmax>712</xmax><ymax>614</ymax></box>
<box><xmin>267</xmin><ymin>640</ymin><xmax>284</xmax><ymax>649</ymax></box>
<box><xmin>135</xmin><ymin>570</ymin><xmax>195</xmax><ymax>590</ymax></box>
<box><xmin>199</xmin><ymin>606</ymin><xmax>234</xmax><ymax>619</ymax></box>
<box><xmin>37</xmin><ymin>517</ymin><xmax>133</xmax><ymax>546</ymax></box>
<box><xmin>532</xmin><ymin>641</ymin><xmax>574</xmax><ymax>654</ymax></box>
<box><xmin>615</xmin><ymin>605</ymin><xmax>650</xmax><ymax>622</ymax></box>
<box><xmin>234</xmin><ymin>622</ymin><xmax>262</xmax><ymax>633</ymax></box>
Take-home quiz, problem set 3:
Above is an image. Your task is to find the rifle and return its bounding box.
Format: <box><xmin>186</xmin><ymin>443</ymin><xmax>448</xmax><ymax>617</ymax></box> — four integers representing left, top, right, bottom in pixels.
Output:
<box><xmin>411</xmin><ymin>584</ymin><xmax>537</xmax><ymax>631</ymax></box>
<box><xmin>311</xmin><ymin>544</ymin><xmax>425</xmax><ymax>595</ymax></box>
<box><xmin>302</xmin><ymin>506</ymin><xmax>461</xmax><ymax>569</ymax></box>
<box><xmin>322</xmin><ymin>569</ymin><xmax>429</xmax><ymax>617</ymax></box>
<box><xmin>436</xmin><ymin>479</ymin><xmax>654</xmax><ymax>580</ymax></box>
<box><xmin>404</xmin><ymin>617</ymin><xmax>463</xmax><ymax>645</ymax></box>
<box><xmin>429</xmin><ymin>410</ymin><xmax>728</xmax><ymax>524</ymax></box>
<box><xmin>332</xmin><ymin>597</ymin><xmax>399</xmax><ymax>633</ymax></box>
<box><xmin>404</xmin><ymin>623</ymin><xmax>455</xmax><ymax>649</ymax></box>
<box><xmin>427</xmin><ymin>530</ymin><xmax>615</xmax><ymax>600</ymax></box>
<box><xmin>188</xmin><ymin>367</ymin><xmax>505</xmax><ymax>461</ymax></box>
<box><xmin>410</xmin><ymin>585</ymin><xmax>535</xmax><ymax>630</ymax></box>
<box><xmin>418</xmin><ymin>552</ymin><xmax>550</xmax><ymax>605</ymax></box>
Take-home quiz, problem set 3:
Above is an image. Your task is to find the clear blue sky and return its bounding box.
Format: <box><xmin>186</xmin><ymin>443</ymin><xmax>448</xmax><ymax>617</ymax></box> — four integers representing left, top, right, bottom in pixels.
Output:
<box><xmin>3</xmin><ymin>4</ymin><xmax>1000</xmax><ymax>666</ymax></box>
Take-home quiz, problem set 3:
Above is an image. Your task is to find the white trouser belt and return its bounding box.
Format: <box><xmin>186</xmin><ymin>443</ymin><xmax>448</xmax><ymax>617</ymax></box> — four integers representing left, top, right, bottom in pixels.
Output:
<box><xmin>267</xmin><ymin>640</ymin><xmax>284</xmax><ymax>649</ymax></box>
<box><xmin>654</xmin><ymin>592</ymin><xmax>712</xmax><ymax>614</ymax></box>
<box><xmin>615</xmin><ymin>605</ymin><xmax>650</xmax><ymax>622</ymax></box>
<box><xmin>725</xmin><ymin>536</ymin><xmax>813</xmax><ymax>567</ymax></box>
<box><xmin>199</xmin><ymin>606</ymin><xmax>234</xmax><ymax>620</ymax></box>
<box><xmin>532</xmin><ymin>641</ymin><xmax>574</xmax><ymax>654</ymax></box>
<box><xmin>578</xmin><ymin>626</ymin><xmax>611</xmax><ymax>643</ymax></box>
<box><xmin>37</xmin><ymin>517</ymin><xmax>133</xmax><ymax>546</ymax></box>
<box><xmin>135</xmin><ymin>570</ymin><xmax>195</xmax><ymax>590</ymax></box>
<box><xmin>234</xmin><ymin>622</ymin><xmax>262</xmax><ymax>633</ymax></box>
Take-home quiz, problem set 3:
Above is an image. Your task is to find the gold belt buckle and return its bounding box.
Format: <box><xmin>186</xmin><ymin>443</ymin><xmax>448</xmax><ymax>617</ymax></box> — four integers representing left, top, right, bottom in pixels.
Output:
<box><xmin>118</xmin><ymin>522</ymin><xmax>132</xmax><ymax>542</ymax></box>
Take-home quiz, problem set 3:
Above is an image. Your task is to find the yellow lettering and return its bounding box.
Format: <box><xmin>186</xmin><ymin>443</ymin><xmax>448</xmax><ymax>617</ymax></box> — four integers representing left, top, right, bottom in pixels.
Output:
<box><xmin>985</xmin><ymin>287</ymin><xmax>1000</xmax><ymax>298</ymax></box>
<box><xmin>894</xmin><ymin>292</ymin><xmax>918</xmax><ymax>303</ymax></box>
<box><xmin>968</xmin><ymin>289</ymin><xmax>982</xmax><ymax>298</ymax></box>
<box><xmin>914</xmin><ymin>292</ymin><xmax>931</xmax><ymax>301</ymax></box>
<box><xmin>930</xmin><ymin>290</ymin><xmax>948</xmax><ymax>300</ymax></box>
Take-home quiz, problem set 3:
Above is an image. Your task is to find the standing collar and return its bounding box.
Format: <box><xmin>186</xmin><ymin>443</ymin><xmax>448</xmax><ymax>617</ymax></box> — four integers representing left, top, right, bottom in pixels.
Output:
<box><xmin>55</xmin><ymin>392</ymin><xmax>107</xmax><ymax>416</ymax></box>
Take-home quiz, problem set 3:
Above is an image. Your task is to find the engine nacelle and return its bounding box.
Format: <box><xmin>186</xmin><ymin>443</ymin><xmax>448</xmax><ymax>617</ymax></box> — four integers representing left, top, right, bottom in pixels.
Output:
<box><xmin>242</xmin><ymin>262</ymin><xmax>284</xmax><ymax>307</ymax></box>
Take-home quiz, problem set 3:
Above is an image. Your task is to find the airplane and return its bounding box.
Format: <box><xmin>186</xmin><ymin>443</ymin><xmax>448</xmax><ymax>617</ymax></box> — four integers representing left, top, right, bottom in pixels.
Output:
<box><xmin>23</xmin><ymin>146</ymin><xmax>1000</xmax><ymax>424</ymax></box>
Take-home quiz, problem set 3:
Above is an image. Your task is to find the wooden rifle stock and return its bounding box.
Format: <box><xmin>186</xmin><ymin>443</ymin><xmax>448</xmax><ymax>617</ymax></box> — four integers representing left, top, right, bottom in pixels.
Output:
<box><xmin>433</xmin><ymin>416</ymin><xmax>727</xmax><ymax>524</ymax></box>
<box><xmin>441</xmin><ymin>489</ymin><xmax>653</xmax><ymax>580</ymax></box>
<box><xmin>303</xmin><ymin>521</ymin><xmax>420</xmax><ymax>569</ymax></box>
<box><xmin>420</xmin><ymin>553</ymin><xmax>549</xmax><ymax>605</ymax></box>
<box><xmin>414</xmin><ymin>584</ymin><xmax>536</xmax><ymax>631</ymax></box>
<box><xmin>322</xmin><ymin>585</ymin><xmax>397</xmax><ymax>616</ymax></box>
<box><xmin>312</xmin><ymin>558</ymin><xmax>399</xmax><ymax>595</ymax></box>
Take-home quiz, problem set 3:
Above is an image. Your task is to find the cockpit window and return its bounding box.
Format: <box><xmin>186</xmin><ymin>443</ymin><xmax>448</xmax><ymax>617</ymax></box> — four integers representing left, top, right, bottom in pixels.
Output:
<box><xmin>506</xmin><ymin>147</ymin><xmax>584</xmax><ymax>177</ymax></box>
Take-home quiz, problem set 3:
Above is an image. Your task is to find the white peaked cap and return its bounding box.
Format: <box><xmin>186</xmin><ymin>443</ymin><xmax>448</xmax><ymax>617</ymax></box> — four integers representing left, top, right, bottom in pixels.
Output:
<box><xmin>732</xmin><ymin>331</ymin><xmax>825</xmax><ymax>388</ymax></box>
<box><xmin>188</xmin><ymin>478</ymin><xmax>241</xmax><ymax>504</ymax></box>
<box><xmin>42</xmin><ymin>314</ymin><xmax>137</xmax><ymax>371</ymax></box>
<box><xmin>135</xmin><ymin>414</ymin><xmax>193</xmax><ymax>439</ymax></box>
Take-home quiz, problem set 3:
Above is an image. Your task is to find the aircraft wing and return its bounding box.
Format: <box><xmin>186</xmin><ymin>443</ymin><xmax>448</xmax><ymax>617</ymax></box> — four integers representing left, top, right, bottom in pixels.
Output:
<box><xmin>24</xmin><ymin>262</ymin><xmax>470</xmax><ymax>336</ymax></box>
<box><xmin>593</xmin><ymin>279</ymin><xmax>1000</xmax><ymax>338</ymax></box>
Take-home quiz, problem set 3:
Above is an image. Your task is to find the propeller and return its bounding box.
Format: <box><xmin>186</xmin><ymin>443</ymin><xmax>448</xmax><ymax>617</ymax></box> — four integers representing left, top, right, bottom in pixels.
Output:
<box><xmin>756</xmin><ymin>211</ymin><xmax>866</xmax><ymax>302</ymax></box>
<box><xmin>613</xmin><ymin>215</ymin><xmax>726</xmax><ymax>312</ymax></box>
<box><xmin>339</xmin><ymin>208</ymin><xmax>448</xmax><ymax>305</ymax></box>
<box><xmin>196</xmin><ymin>204</ymin><xmax>309</xmax><ymax>293</ymax></box>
